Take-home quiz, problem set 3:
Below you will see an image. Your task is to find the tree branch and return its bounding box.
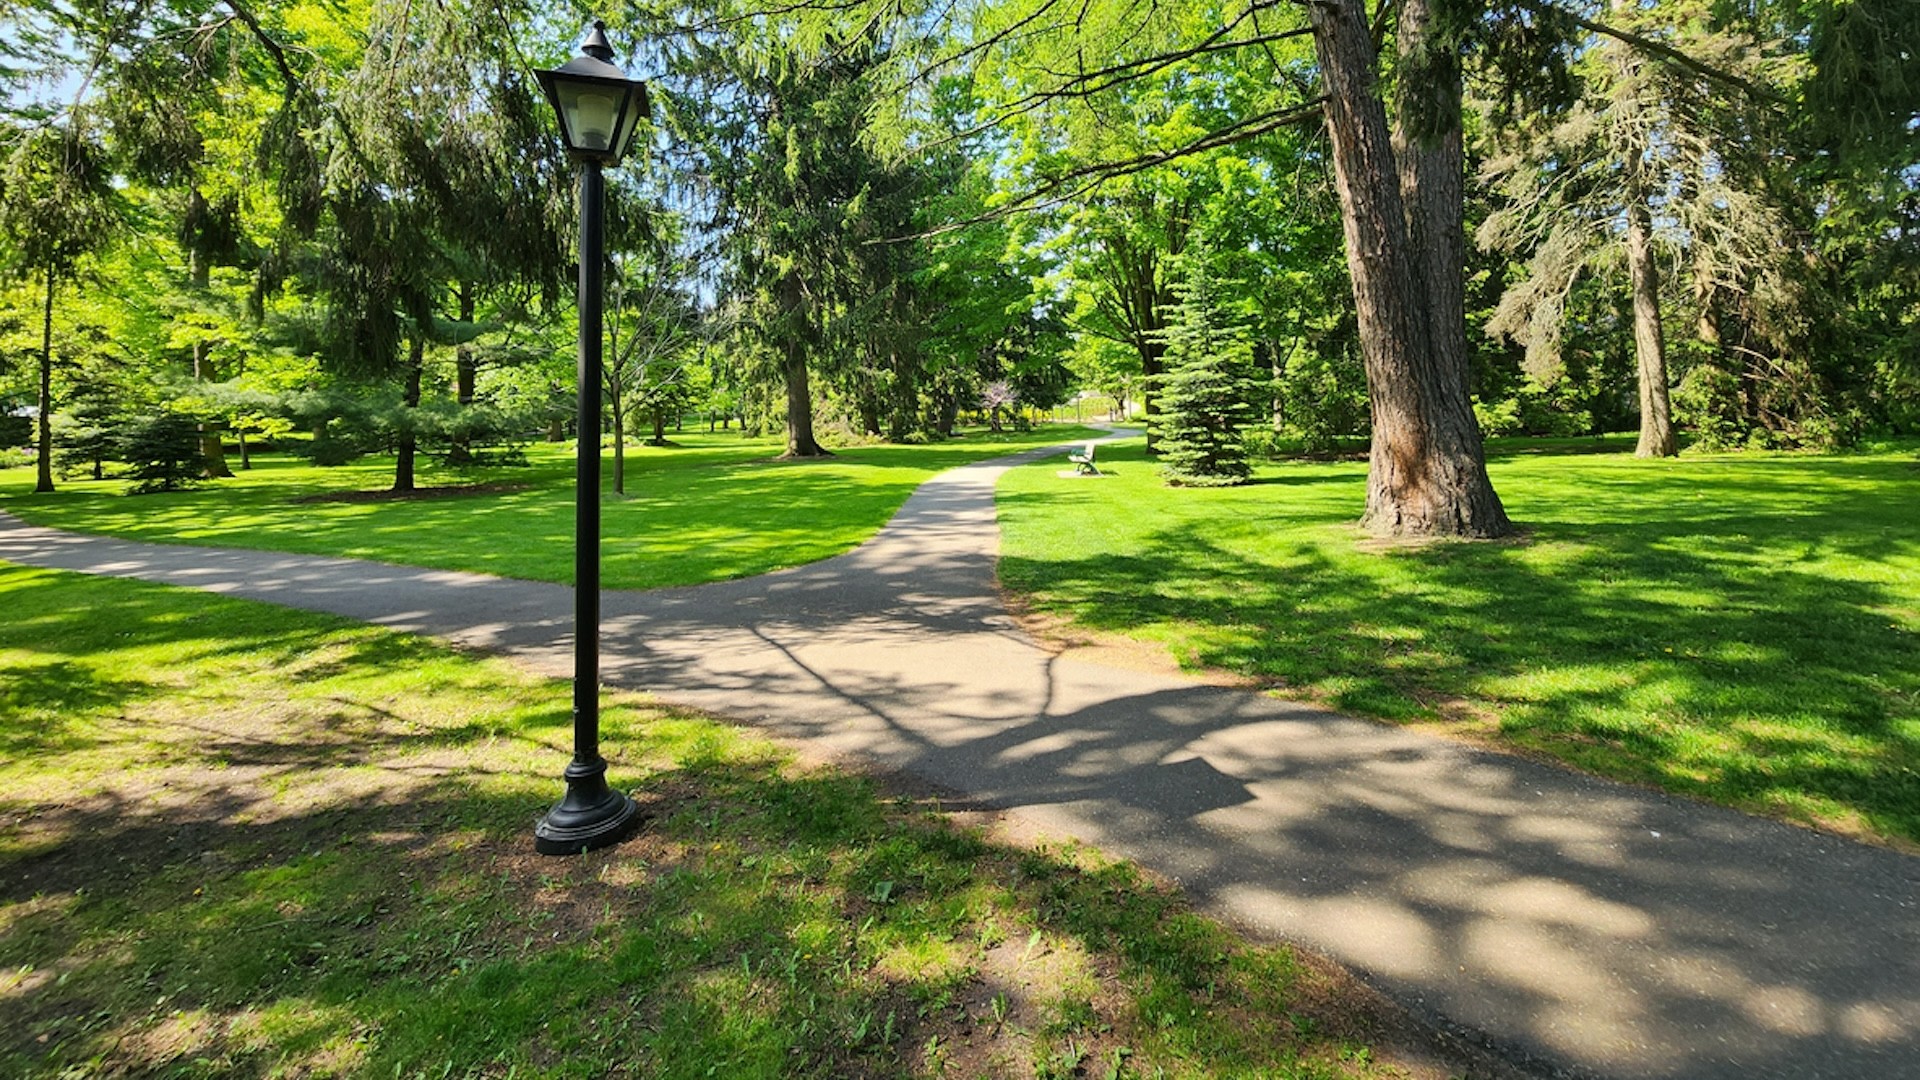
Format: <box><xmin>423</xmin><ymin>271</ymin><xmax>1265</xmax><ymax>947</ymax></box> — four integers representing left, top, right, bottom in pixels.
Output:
<box><xmin>223</xmin><ymin>0</ymin><xmax>305</xmax><ymax>102</ymax></box>
<box><xmin>881</xmin><ymin>96</ymin><xmax>1328</xmax><ymax>241</ymax></box>
<box><xmin>912</xmin><ymin>24</ymin><xmax>1314</xmax><ymax>155</ymax></box>
<box><xmin>1515</xmin><ymin>0</ymin><xmax>1788</xmax><ymax>104</ymax></box>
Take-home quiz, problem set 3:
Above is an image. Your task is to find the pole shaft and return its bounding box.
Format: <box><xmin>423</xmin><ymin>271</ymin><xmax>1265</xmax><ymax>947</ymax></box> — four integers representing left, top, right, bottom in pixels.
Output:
<box><xmin>574</xmin><ymin>160</ymin><xmax>604</xmax><ymax>765</ymax></box>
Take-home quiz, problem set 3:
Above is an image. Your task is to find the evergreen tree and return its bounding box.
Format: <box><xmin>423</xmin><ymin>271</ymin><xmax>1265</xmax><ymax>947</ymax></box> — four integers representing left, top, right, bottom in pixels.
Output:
<box><xmin>116</xmin><ymin>411</ymin><xmax>205</xmax><ymax>494</ymax></box>
<box><xmin>0</xmin><ymin>120</ymin><xmax>120</xmax><ymax>494</ymax></box>
<box><xmin>1151</xmin><ymin>248</ymin><xmax>1261</xmax><ymax>486</ymax></box>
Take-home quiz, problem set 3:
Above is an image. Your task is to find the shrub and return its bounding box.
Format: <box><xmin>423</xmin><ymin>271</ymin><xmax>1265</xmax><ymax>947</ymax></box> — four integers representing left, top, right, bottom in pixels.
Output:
<box><xmin>52</xmin><ymin>402</ymin><xmax>121</xmax><ymax>480</ymax></box>
<box><xmin>303</xmin><ymin>434</ymin><xmax>363</xmax><ymax>467</ymax></box>
<box><xmin>117</xmin><ymin>412</ymin><xmax>206</xmax><ymax>494</ymax></box>
<box><xmin>1274</xmin><ymin>347</ymin><xmax>1369</xmax><ymax>452</ymax></box>
<box><xmin>0</xmin><ymin>412</ymin><xmax>30</xmax><ymax>448</ymax></box>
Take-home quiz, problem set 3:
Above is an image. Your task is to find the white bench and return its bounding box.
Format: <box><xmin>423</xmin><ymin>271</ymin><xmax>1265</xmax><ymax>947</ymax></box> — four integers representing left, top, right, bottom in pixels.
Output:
<box><xmin>1067</xmin><ymin>441</ymin><xmax>1099</xmax><ymax>475</ymax></box>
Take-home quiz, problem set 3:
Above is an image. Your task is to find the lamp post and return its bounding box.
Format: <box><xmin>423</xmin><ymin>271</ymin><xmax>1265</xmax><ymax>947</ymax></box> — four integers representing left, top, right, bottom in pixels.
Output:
<box><xmin>532</xmin><ymin>21</ymin><xmax>650</xmax><ymax>856</ymax></box>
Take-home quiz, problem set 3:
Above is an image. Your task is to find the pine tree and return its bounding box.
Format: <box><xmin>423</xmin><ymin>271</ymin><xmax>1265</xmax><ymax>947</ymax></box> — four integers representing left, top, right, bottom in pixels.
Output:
<box><xmin>1151</xmin><ymin>249</ymin><xmax>1261</xmax><ymax>487</ymax></box>
<box><xmin>116</xmin><ymin>411</ymin><xmax>205</xmax><ymax>494</ymax></box>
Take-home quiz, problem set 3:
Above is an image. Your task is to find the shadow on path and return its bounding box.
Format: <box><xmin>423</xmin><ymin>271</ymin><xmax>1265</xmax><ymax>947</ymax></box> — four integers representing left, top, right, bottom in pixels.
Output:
<box><xmin>2</xmin><ymin>431</ymin><xmax>1915</xmax><ymax>1080</ymax></box>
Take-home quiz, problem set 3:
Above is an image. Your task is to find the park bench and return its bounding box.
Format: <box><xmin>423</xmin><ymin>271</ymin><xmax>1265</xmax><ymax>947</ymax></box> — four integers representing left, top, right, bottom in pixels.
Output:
<box><xmin>1067</xmin><ymin>441</ymin><xmax>1099</xmax><ymax>475</ymax></box>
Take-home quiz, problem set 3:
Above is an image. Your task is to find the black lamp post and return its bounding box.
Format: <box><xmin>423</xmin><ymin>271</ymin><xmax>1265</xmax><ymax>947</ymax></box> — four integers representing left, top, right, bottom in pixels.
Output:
<box><xmin>532</xmin><ymin>21</ymin><xmax>650</xmax><ymax>856</ymax></box>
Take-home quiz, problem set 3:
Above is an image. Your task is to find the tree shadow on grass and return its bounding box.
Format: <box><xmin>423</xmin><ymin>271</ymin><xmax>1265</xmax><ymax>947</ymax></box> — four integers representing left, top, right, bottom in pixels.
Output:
<box><xmin>997</xmin><ymin>481</ymin><xmax>1920</xmax><ymax>842</ymax></box>
<box><xmin>0</xmin><ymin>661</ymin><xmax>160</xmax><ymax>756</ymax></box>
<box><xmin>0</xmin><ymin>690</ymin><xmax>1404</xmax><ymax>1080</ymax></box>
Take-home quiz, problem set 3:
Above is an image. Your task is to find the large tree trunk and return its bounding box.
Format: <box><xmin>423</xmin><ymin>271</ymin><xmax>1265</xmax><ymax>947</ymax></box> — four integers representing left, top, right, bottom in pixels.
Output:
<box><xmin>1309</xmin><ymin>0</ymin><xmax>1510</xmax><ymax>538</ymax></box>
<box><xmin>393</xmin><ymin>337</ymin><xmax>423</xmax><ymax>492</ymax></box>
<box><xmin>781</xmin><ymin>349</ymin><xmax>827</xmax><ymax>456</ymax></box>
<box><xmin>935</xmin><ymin>389</ymin><xmax>959</xmax><ymax>438</ymax></box>
<box><xmin>191</xmin><ymin>340</ymin><xmax>233</xmax><ymax>478</ymax></box>
<box><xmin>1393</xmin><ymin>0</ymin><xmax>1470</xmax><ymax>403</ymax></box>
<box><xmin>449</xmin><ymin>281</ymin><xmax>478</xmax><ymax>465</ymax></box>
<box><xmin>887</xmin><ymin>360</ymin><xmax>917</xmax><ymax>441</ymax></box>
<box><xmin>778</xmin><ymin>278</ymin><xmax>829</xmax><ymax>458</ymax></box>
<box><xmin>1625</xmin><ymin>201</ymin><xmax>1674</xmax><ymax>457</ymax></box>
<box><xmin>186</xmin><ymin>190</ymin><xmax>233</xmax><ymax>480</ymax></box>
<box><xmin>1607</xmin><ymin>0</ymin><xmax>1676</xmax><ymax>458</ymax></box>
<box><xmin>34</xmin><ymin>264</ymin><xmax>55</xmax><ymax>494</ymax></box>
<box><xmin>455</xmin><ymin>283</ymin><xmax>477</xmax><ymax>405</ymax></box>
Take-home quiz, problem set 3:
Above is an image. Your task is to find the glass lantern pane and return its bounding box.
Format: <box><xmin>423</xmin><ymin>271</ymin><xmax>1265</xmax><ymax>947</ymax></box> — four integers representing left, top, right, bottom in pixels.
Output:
<box><xmin>558</xmin><ymin>82</ymin><xmax>622</xmax><ymax>153</ymax></box>
<box><xmin>613</xmin><ymin>100</ymin><xmax>641</xmax><ymax>161</ymax></box>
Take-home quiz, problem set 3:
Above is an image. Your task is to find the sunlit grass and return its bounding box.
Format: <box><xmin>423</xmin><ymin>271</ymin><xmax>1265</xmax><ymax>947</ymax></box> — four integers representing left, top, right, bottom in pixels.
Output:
<box><xmin>0</xmin><ymin>427</ymin><xmax>1100</xmax><ymax>590</ymax></box>
<box><xmin>0</xmin><ymin>564</ymin><xmax>1419</xmax><ymax>1078</ymax></box>
<box><xmin>998</xmin><ymin>437</ymin><xmax>1920</xmax><ymax>845</ymax></box>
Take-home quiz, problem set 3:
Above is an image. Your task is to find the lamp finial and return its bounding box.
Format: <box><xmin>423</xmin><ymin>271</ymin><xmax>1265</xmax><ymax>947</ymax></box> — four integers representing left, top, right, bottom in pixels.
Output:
<box><xmin>582</xmin><ymin>20</ymin><xmax>614</xmax><ymax>62</ymax></box>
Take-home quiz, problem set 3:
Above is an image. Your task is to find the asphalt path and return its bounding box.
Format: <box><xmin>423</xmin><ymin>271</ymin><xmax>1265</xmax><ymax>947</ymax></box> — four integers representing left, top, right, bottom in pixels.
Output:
<box><xmin>2</xmin><ymin>436</ymin><xmax>1915</xmax><ymax>1080</ymax></box>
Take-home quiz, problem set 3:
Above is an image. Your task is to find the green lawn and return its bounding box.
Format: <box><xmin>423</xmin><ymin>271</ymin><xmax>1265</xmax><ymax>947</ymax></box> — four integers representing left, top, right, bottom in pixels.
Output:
<box><xmin>0</xmin><ymin>564</ymin><xmax>1441</xmax><ymax>1079</ymax></box>
<box><xmin>998</xmin><ymin>437</ymin><xmax>1920</xmax><ymax>847</ymax></box>
<box><xmin>0</xmin><ymin>427</ymin><xmax>1100</xmax><ymax>590</ymax></box>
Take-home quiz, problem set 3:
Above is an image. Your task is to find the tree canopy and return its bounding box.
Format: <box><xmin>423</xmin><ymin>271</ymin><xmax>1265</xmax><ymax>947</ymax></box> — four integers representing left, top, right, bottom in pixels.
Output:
<box><xmin>0</xmin><ymin>0</ymin><xmax>1912</xmax><ymax>529</ymax></box>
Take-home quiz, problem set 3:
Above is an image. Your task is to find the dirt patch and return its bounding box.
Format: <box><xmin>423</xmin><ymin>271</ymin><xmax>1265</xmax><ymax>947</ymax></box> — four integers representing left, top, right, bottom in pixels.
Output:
<box><xmin>291</xmin><ymin>482</ymin><xmax>532</xmax><ymax>504</ymax></box>
<box><xmin>1351</xmin><ymin>525</ymin><xmax>1536</xmax><ymax>554</ymax></box>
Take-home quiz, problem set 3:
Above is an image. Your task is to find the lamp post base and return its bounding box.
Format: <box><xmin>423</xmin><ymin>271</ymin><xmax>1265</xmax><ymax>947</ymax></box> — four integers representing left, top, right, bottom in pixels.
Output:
<box><xmin>534</xmin><ymin>757</ymin><xmax>639</xmax><ymax>855</ymax></box>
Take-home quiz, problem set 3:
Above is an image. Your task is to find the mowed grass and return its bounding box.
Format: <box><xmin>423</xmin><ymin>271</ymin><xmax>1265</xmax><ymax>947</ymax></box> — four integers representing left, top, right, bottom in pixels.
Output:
<box><xmin>0</xmin><ymin>426</ymin><xmax>1100</xmax><ymax>590</ymax></box>
<box><xmin>998</xmin><ymin>437</ymin><xmax>1920</xmax><ymax>846</ymax></box>
<box><xmin>0</xmin><ymin>564</ymin><xmax>1440</xmax><ymax>1080</ymax></box>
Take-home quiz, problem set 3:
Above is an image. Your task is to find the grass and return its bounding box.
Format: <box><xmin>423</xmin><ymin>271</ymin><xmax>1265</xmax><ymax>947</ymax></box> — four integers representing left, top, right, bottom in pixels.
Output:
<box><xmin>0</xmin><ymin>426</ymin><xmax>1101</xmax><ymax>590</ymax></box>
<box><xmin>997</xmin><ymin>436</ymin><xmax>1920</xmax><ymax>847</ymax></box>
<box><xmin>0</xmin><ymin>563</ymin><xmax>1446</xmax><ymax>1079</ymax></box>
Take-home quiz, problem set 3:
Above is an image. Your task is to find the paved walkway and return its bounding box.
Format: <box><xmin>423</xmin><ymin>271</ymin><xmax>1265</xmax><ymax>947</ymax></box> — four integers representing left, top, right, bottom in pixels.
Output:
<box><xmin>2</xmin><ymin>438</ymin><xmax>1915</xmax><ymax>1080</ymax></box>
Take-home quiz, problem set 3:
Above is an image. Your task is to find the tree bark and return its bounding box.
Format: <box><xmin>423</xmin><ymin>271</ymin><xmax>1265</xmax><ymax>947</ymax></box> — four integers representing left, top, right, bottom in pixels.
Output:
<box><xmin>1393</xmin><ymin>0</ymin><xmax>1471</xmax><ymax>403</ymax></box>
<box><xmin>1309</xmin><ymin>0</ymin><xmax>1510</xmax><ymax>537</ymax></box>
<box><xmin>192</xmin><ymin>340</ymin><xmax>234</xmax><ymax>478</ymax></box>
<box><xmin>1625</xmin><ymin>200</ymin><xmax>1674</xmax><ymax>456</ymax></box>
<box><xmin>455</xmin><ymin>283</ymin><xmax>477</xmax><ymax>404</ymax></box>
<box><xmin>1694</xmin><ymin>259</ymin><xmax>1722</xmax><ymax>353</ymax></box>
<box><xmin>393</xmin><ymin>337</ymin><xmax>423</xmax><ymax>492</ymax></box>
<box><xmin>610</xmin><ymin>386</ymin><xmax>626</xmax><ymax>495</ymax></box>
<box><xmin>1608</xmin><ymin>0</ymin><xmax>1676</xmax><ymax>458</ymax></box>
<box><xmin>934</xmin><ymin>389</ymin><xmax>958</xmax><ymax>438</ymax></box>
<box><xmin>778</xmin><ymin>278</ymin><xmax>828</xmax><ymax>457</ymax></box>
<box><xmin>448</xmin><ymin>281</ymin><xmax>478</xmax><ymax>465</ymax></box>
<box><xmin>781</xmin><ymin>349</ymin><xmax>827</xmax><ymax>456</ymax></box>
<box><xmin>34</xmin><ymin>263</ymin><xmax>55</xmax><ymax>494</ymax></box>
<box><xmin>186</xmin><ymin>188</ymin><xmax>233</xmax><ymax>480</ymax></box>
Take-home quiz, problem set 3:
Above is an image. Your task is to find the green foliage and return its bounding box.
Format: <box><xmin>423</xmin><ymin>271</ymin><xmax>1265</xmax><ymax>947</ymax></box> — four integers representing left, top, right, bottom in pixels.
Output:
<box><xmin>115</xmin><ymin>411</ymin><xmax>205</xmax><ymax>494</ymax></box>
<box><xmin>281</xmin><ymin>384</ymin><xmax>538</xmax><ymax>468</ymax></box>
<box><xmin>0</xmin><ymin>411</ymin><xmax>28</xmax><ymax>447</ymax></box>
<box><xmin>1000</xmin><ymin>437</ymin><xmax>1920</xmax><ymax>844</ymax></box>
<box><xmin>50</xmin><ymin>400</ymin><xmax>119</xmax><ymax>479</ymax></box>
<box><xmin>0</xmin><ymin>565</ymin><xmax>1408</xmax><ymax>1078</ymax></box>
<box><xmin>1150</xmin><ymin>251</ymin><xmax>1262</xmax><ymax>486</ymax></box>
<box><xmin>1273</xmin><ymin>336</ymin><xmax>1370</xmax><ymax>451</ymax></box>
<box><xmin>1473</xmin><ymin>379</ymin><xmax>1595</xmax><ymax>439</ymax></box>
<box><xmin>3</xmin><ymin>428</ymin><xmax>1106</xmax><ymax>591</ymax></box>
<box><xmin>2</xmin><ymin>0</ymin><xmax>1907</xmax><ymax>476</ymax></box>
<box><xmin>0</xmin><ymin>122</ymin><xmax>120</xmax><ymax>283</ymax></box>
